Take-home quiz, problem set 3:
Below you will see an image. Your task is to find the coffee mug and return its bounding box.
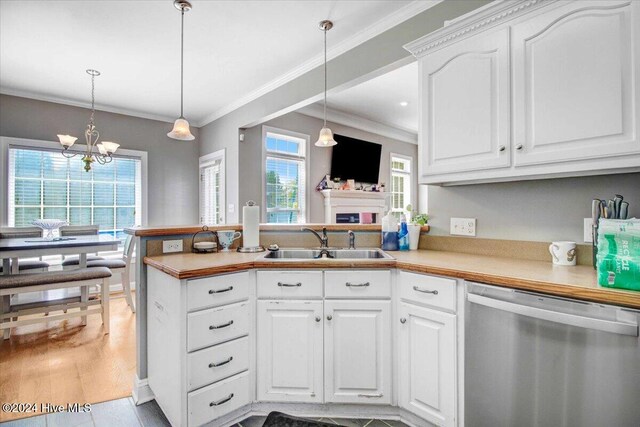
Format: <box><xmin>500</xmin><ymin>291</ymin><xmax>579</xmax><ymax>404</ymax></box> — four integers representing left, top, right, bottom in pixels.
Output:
<box><xmin>217</xmin><ymin>230</ymin><xmax>242</xmax><ymax>252</ymax></box>
<box><xmin>549</xmin><ymin>241</ymin><xmax>577</xmax><ymax>266</ymax></box>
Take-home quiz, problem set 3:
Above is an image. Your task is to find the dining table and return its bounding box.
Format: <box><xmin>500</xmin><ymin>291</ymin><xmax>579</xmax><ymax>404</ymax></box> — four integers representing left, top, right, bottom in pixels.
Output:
<box><xmin>0</xmin><ymin>235</ymin><xmax>120</xmax><ymax>275</ymax></box>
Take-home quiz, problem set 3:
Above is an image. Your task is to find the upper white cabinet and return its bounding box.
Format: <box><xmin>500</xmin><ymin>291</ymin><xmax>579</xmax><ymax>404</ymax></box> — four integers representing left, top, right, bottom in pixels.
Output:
<box><xmin>324</xmin><ymin>300</ymin><xmax>392</xmax><ymax>404</ymax></box>
<box><xmin>512</xmin><ymin>0</ymin><xmax>639</xmax><ymax>166</ymax></box>
<box><xmin>419</xmin><ymin>27</ymin><xmax>511</xmax><ymax>176</ymax></box>
<box><xmin>405</xmin><ymin>0</ymin><xmax>640</xmax><ymax>185</ymax></box>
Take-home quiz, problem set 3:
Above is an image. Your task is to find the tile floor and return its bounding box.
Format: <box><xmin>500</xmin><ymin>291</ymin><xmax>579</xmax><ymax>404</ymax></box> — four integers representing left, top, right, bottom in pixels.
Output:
<box><xmin>0</xmin><ymin>397</ymin><xmax>409</xmax><ymax>427</ymax></box>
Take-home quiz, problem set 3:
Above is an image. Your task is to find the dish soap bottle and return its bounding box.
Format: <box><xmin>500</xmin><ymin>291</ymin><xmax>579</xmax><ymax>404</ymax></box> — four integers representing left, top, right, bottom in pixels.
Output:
<box><xmin>398</xmin><ymin>214</ymin><xmax>409</xmax><ymax>251</ymax></box>
<box><xmin>381</xmin><ymin>210</ymin><xmax>399</xmax><ymax>251</ymax></box>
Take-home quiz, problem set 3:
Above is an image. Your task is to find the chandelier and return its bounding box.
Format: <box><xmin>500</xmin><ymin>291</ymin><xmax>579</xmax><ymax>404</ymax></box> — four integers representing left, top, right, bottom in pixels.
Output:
<box><xmin>57</xmin><ymin>69</ymin><xmax>120</xmax><ymax>172</ymax></box>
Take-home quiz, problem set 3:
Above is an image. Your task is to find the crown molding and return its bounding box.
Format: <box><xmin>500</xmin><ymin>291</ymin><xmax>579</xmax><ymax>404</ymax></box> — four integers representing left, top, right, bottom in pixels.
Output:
<box><xmin>298</xmin><ymin>103</ymin><xmax>417</xmax><ymax>145</ymax></box>
<box><xmin>196</xmin><ymin>0</ymin><xmax>444</xmax><ymax>127</ymax></box>
<box><xmin>0</xmin><ymin>87</ymin><xmax>177</xmax><ymax>124</ymax></box>
<box><xmin>404</xmin><ymin>0</ymin><xmax>551</xmax><ymax>58</ymax></box>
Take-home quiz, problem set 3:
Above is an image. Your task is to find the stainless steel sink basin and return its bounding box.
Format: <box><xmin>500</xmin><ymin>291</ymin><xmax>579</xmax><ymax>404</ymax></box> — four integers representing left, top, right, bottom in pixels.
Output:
<box><xmin>262</xmin><ymin>248</ymin><xmax>393</xmax><ymax>260</ymax></box>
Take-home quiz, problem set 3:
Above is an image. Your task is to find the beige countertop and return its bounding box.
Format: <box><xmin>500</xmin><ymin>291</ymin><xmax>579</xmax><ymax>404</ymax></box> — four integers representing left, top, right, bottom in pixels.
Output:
<box><xmin>143</xmin><ymin>249</ymin><xmax>640</xmax><ymax>309</ymax></box>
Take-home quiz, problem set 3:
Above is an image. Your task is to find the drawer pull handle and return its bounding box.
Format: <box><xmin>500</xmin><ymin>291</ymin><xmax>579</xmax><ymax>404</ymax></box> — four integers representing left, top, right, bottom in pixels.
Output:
<box><xmin>209</xmin><ymin>393</ymin><xmax>234</xmax><ymax>407</ymax></box>
<box><xmin>346</xmin><ymin>282</ymin><xmax>370</xmax><ymax>287</ymax></box>
<box><xmin>278</xmin><ymin>282</ymin><xmax>302</xmax><ymax>287</ymax></box>
<box><xmin>413</xmin><ymin>286</ymin><xmax>438</xmax><ymax>295</ymax></box>
<box><xmin>209</xmin><ymin>286</ymin><xmax>233</xmax><ymax>294</ymax></box>
<box><xmin>209</xmin><ymin>357</ymin><xmax>233</xmax><ymax>368</ymax></box>
<box><xmin>209</xmin><ymin>320</ymin><xmax>234</xmax><ymax>330</ymax></box>
<box><xmin>358</xmin><ymin>393</ymin><xmax>383</xmax><ymax>398</ymax></box>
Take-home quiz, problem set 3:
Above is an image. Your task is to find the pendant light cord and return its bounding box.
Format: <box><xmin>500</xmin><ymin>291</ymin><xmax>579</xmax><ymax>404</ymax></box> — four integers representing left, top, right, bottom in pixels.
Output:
<box><xmin>180</xmin><ymin>8</ymin><xmax>185</xmax><ymax>119</ymax></box>
<box><xmin>90</xmin><ymin>72</ymin><xmax>96</xmax><ymax>126</ymax></box>
<box><xmin>323</xmin><ymin>27</ymin><xmax>327</xmax><ymax>128</ymax></box>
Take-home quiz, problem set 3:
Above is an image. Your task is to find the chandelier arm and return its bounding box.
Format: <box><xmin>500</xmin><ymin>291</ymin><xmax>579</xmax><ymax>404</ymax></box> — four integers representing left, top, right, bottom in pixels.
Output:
<box><xmin>61</xmin><ymin>149</ymin><xmax>79</xmax><ymax>159</ymax></box>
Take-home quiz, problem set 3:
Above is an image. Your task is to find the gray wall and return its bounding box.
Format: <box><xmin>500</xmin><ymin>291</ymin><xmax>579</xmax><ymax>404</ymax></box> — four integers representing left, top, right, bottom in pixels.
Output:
<box><xmin>240</xmin><ymin>111</ymin><xmax>418</xmax><ymax>222</ymax></box>
<box><xmin>426</xmin><ymin>173</ymin><xmax>640</xmax><ymax>243</ymax></box>
<box><xmin>199</xmin><ymin>1</ymin><xmax>490</xmax><ymax>223</ymax></box>
<box><xmin>0</xmin><ymin>94</ymin><xmax>200</xmax><ymax>226</ymax></box>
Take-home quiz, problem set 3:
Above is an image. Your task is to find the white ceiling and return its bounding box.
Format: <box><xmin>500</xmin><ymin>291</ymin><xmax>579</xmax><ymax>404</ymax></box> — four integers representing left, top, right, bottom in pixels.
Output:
<box><xmin>0</xmin><ymin>0</ymin><xmax>431</xmax><ymax>126</ymax></box>
<box><xmin>316</xmin><ymin>61</ymin><xmax>418</xmax><ymax>134</ymax></box>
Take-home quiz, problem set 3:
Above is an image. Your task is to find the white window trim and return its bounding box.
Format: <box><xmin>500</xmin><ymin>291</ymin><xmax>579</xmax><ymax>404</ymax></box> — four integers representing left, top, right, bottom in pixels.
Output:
<box><xmin>261</xmin><ymin>125</ymin><xmax>310</xmax><ymax>224</ymax></box>
<box><xmin>199</xmin><ymin>149</ymin><xmax>226</xmax><ymax>225</ymax></box>
<box><xmin>0</xmin><ymin>136</ymin><xmax>148</xmax><ymax>228</ymax></box>
<box><xmin>390</xmin><ymin>152</ymin><xmax>412</xmax><ymax>214</ymax></box>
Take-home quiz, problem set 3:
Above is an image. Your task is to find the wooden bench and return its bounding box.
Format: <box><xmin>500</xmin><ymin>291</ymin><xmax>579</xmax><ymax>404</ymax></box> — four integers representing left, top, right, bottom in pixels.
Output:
<box><xmin>0</xmin><ymin>267</ymin><xmax>112</xmax><ymax>339</ymax></box>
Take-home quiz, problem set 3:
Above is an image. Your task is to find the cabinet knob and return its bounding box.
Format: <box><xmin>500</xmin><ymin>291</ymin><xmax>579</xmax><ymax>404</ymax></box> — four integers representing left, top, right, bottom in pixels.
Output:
<box><xmin>400</xmin><ymin>318</ymin><xmax>406</xmax><ymax>324</ymax></box>
<box><xmin>315</xmin><ymin>316</ymin><xmax>321</xmax><ymax>322</ymax></box>
<box><xmin>498</xmin><ymin>145</ymin><xmax>506</xmax><ymax>152</ymax></box>
<box><xmin>326</xmin><ymin>315</ymin><xmax>333</xmax><ymax>321</ymax></box>
<box><xmin>516</xmin><ymin>144</ymin><xmax>524</xmax><ymax>151</ymax></box>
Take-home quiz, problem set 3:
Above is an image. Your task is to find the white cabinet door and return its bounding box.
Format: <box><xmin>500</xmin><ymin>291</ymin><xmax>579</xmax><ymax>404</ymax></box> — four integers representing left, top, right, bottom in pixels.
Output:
<box><xmin>398</xmin><ymin>302</ymin><xmax>457</xmax><ymax>427</ymax></box>
<box><xmin>324</xmin><ymin>300</ymin><xmax>391</xmax><ymax>404</ymax></box>
<box><xmin>419</xmin><ymin>27</ymin><xmax>511</xmax><ymax>178</ymax></box>
<box><xmin>257</xmin><ymin>300</ymin><xmax>323</xmax><ymax>403</ymax></box>
<box><xmin>512</xmin><ymin>0</ymin><xmax>640</xmax><ymax>166</ymax></box>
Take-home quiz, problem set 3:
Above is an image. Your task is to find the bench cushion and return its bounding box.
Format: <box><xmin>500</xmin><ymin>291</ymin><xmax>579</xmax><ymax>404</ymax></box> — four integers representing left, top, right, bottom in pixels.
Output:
<box><xmin>16</xmin><ymin>260</ymin><xmax>50</xmax><ymax>270</ymax></box>
<box><xmin>0</xmin><ymin>267</ymin><xmax>112</xmax><ymax>290</ymax></box>
<box><xmin>86</xmin><ymin>259</ymin><xmax>127</xmax><ymax>269</ymax></box>
<box><xmin>61</xmin><ymin>255</ymin><xmax>105</xmax><ymax>266</ymax></box>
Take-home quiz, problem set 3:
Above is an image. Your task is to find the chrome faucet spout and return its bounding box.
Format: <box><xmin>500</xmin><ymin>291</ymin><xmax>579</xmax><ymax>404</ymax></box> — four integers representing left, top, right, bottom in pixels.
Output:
<box><xmin>301</xmin><ymin>227</ymin><xmax>329</xmax><ymax>249</ymax></box>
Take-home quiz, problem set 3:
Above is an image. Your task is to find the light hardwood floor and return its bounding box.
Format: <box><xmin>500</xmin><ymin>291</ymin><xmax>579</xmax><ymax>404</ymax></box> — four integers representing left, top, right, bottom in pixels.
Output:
<box><xmin>0</xmin><ymin>294</ymin><xmax>136</xmax><ymax>422</ymax></box>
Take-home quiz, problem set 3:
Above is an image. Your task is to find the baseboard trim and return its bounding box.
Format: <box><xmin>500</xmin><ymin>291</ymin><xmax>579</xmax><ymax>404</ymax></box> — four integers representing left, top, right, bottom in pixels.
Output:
<box><xmin>132</xmin><ymin>376</ymin><xmax>154</xmax><ymax>405</ymax></box>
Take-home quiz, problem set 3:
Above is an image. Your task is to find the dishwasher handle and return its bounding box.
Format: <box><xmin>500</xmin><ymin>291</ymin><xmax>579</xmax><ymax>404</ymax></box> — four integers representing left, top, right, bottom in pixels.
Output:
<box><xmin>467</xmin><ymin>292</ymin><xmax>638</xmax><ymax>337</ymax></box>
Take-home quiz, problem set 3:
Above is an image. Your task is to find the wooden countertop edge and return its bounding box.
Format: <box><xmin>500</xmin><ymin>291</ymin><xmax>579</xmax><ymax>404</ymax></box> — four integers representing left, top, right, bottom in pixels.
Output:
<box><xmin>127</xmin><ymin>224</ymin><xmax>430</xmax><ymax>236</ymax></box>
<box><xmin>396</xmin><ymin>262</ymin><xmax>640</xmax><ymax>309</ymax></box>
<box><xmin>143</xmin><ymin>256</ymin><xmax>640</xmax><ymax>309</ymax></box>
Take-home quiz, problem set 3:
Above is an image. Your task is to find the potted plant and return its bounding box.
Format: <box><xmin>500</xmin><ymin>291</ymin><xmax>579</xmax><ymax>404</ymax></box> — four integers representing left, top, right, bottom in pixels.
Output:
<box><xmin>406</xmin><ymin>204</ymin><xmax>428</xmax><ymax>250</ymax></box>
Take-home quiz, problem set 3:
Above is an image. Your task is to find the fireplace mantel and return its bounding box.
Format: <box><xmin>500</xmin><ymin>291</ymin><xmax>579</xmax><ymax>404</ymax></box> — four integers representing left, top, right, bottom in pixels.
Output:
<box><xmin>321</xmin><ymin>189</ymin><xmax>388</xmax><ymax>224</ymax></box>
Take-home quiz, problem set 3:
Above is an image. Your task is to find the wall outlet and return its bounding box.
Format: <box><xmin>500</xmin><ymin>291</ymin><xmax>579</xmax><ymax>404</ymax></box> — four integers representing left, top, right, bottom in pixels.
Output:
<box><xmin>584</xmin><ymin>218</ymin><xmax>593</xmax><ymax>243</ymax></box>
<box><xmin>450</xmin><ymin>218</ymin><xmax>477</xmax><ymax>236</ymax></box>
<box><xmin>163</xmin><ymin>239</ymin><xmax>183</xmax><ymax>253</ymax></box>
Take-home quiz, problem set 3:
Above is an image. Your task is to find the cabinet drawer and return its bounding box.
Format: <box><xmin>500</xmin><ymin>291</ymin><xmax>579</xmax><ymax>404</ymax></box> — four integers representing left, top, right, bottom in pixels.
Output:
<box><xmin>325</xmin><ymin>270</ymin><xmax>391</xmax><ymax>299</ymax></box>
<box><xmin>257</xmin><ymin>271</ymin><xmax>323</xmax><ymax>299</ymax></box>
<box><xmin>398</xmin><ymin>271</ymin><xmax>456</xmax><ymax>312</ymax></box>
<box><xmin>188</xmin><ymin>301</ymin><xmax>250</xmax><ymax>352</ymax></box>
<box><xmin>187</xmin><ymin>272</ymin><xmax>249</xmax><ymax>312</ymax></box>
<box><xmin>188</xmin><ymin>371</ymin><xmax>250</xmax><ymax>427</ymax></box>
<box><xmin>188</xmin><ymin>337</ymin><xmax>250</xmax><ymax>391</ymax></box>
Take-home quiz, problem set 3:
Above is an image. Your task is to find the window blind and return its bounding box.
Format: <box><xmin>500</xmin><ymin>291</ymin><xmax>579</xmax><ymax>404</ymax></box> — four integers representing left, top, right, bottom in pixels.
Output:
<box><xmin>8</xmin><ymin>147</ymin><xmax>142</xmax><ymax>239</ymax></box>
<box><xmin>200</xmin><ymin>159</ymin><xmax>222</xmax><ymax>225</ymax></box>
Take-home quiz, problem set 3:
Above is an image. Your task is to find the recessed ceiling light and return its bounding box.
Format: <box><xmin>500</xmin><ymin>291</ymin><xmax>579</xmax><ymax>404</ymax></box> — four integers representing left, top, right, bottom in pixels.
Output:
<box><xmin>399</xmin><ymin>101</ymin><xmax>408</xmax><ymax>107</ymax></box>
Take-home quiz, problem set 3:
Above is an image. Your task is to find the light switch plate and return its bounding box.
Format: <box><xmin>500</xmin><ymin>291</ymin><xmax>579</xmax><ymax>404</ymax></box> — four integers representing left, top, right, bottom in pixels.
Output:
<box><xmin>163</xmin><ymin>239</ymin><xmax>183</xmax><ymax>253</ymax></box>
<box><xmin>450</xmin><ymin>218</ymin><xmax>476</xmax><ymax>236</ymax></box>
<box><xmin>584</xmin><ymin>218</ymin><xmax>593</xmax><ymax>243</ymax></box>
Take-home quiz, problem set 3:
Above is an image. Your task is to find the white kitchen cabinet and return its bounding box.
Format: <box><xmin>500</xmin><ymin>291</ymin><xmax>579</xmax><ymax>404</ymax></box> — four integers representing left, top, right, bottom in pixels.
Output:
<box><xmin>256</xmin><ymin>300</ymin><xmax>323</xmax><ymax>403</ymax></box>
<box><xmin>512</xmin><ymin>0</ymin><xmax>640</xmax><ymax>166</ymax></box>
<box><xmin>398</xmin><ymin>302</ymin><xmax>457</xmax><ymax>427</ymax></box>
<box><xmin>417</xmin><ymin>27</ymin><xmax>511</xmax><ymax>177</ymax></box>
<box><xmin>405</xmin><ymin>0</ymin><xmax>640</xmax><ymax>185</ymax></box>
<box><xmin>324</xmin><ymin>300</ymin><xmax>392</xmax><ymax>404</ymax></box>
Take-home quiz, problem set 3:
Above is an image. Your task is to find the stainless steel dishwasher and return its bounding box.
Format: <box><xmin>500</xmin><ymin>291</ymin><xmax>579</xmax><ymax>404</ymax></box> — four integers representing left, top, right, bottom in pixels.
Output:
<box><xmin>465</xmin><ymin>282</ymin><xmax>640</xmax><ymax>427</ymax></box>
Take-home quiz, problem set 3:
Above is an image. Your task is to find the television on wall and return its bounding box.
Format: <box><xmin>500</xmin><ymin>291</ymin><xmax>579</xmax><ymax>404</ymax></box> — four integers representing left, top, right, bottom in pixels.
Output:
<box><xmin>330</xmin><ymin>134</ymin><xmax>382</xmax><ymax>184</ymax></box>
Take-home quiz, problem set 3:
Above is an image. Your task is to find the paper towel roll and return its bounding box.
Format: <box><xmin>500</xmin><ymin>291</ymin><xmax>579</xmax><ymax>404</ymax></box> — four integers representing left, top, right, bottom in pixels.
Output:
<box><xmin>242</xmin><ymin>201</ymin><xmax>260</xmax><ymax>248</ymax></box>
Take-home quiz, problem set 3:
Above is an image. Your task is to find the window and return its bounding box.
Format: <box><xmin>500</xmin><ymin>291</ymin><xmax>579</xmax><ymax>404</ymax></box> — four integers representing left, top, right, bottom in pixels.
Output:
<box><xmin>199</xmin><ymin>150</ymin><xmax>225</xmax><ymax>225</ymax></box>
<box><xmin>390</xmin><ymin>154</ymin><xmax>411</xmax><ymax>217</ymax></box>
<box><xmin>263</xmin><ymin>127</ymin><xmax>308</xmax><ymax>224</ymax></box>
<box><xmin>8</xmin><ymin>146</ymin><xmax>142</xmax><ymax>240</ymax></box>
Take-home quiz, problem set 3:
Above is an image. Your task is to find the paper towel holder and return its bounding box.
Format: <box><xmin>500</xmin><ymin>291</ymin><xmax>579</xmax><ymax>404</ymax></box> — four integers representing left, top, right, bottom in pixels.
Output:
<box><xmin>237</xmin><ymin>200</ymin><xmax>266</xmax><ymax>253</ymax></box>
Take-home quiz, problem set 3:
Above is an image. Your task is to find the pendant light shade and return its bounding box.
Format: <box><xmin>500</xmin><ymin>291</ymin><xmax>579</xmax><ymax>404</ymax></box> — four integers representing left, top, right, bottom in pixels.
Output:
<box><xmin>168</xmin><ymin>0</ymin><xmax>194</xmax><ymax>141</ymax></box>
<box><xmin>168</xmin><ymin>117</ymin><xmax>195</xmax><ymax>140</ymax></box>
<box><xmin>315</xmin><ymin>19</ymin><xmax>336</xmax><ymax>148</ymax></box>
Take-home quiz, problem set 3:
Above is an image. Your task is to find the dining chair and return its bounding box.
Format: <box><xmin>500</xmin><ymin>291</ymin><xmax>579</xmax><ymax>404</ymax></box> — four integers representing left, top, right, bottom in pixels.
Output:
<box><xmin>0</xmin><ymin>227</ymin><xmax>50</xmax><ymax>273</ymax></box>
<box><xmin>62</xmin><ymin>234</ymin><xmax>136</xmax><ymax>313</ymax></box>
<box><xmin>59</xmin><ymin>225</ymin><xmax>105</xmax><ymax>265</ymax></box>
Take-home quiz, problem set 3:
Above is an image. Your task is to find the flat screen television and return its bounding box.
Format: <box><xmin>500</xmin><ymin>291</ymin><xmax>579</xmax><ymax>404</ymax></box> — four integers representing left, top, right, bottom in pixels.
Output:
<box><xmin>330</xmin><ymin>134</ymin><xmax>382</xmax><ymax>184</ymax></box>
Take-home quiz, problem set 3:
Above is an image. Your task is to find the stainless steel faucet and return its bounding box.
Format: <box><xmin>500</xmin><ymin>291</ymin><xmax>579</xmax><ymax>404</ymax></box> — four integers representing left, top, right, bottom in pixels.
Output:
<box><xmin>347</xmin><ymin>230</ymin><xmax>356</xmax><ymax>249</ymax></box>
<box><xmin>301</xmin><ymin>227</ymin><xmax>329</xmax><ymax>249</ymax></box>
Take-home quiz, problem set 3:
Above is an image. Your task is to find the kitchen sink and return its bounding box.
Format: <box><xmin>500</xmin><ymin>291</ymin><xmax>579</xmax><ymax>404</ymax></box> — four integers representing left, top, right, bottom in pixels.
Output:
<box><xmin>262</xmin><ymin>248</ymin><xmax>393</xmax><ymax>260</ymax></box>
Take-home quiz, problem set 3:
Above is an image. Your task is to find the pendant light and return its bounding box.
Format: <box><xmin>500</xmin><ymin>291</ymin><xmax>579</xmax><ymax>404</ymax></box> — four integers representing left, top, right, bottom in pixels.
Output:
<box><xmin>315</xmin><ymin>20</ymin><xmax>336</xmax><ymax>147</ymax></box>
<box><xmin>167</xmin><ymin>0</ymin><xmax>195</xmax><ymax>141</ymax></box>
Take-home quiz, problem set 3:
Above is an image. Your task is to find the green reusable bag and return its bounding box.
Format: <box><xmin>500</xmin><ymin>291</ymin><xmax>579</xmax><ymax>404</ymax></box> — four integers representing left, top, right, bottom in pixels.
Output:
<box><xmin>597</xmin><ymin>219</ymin><xmax>640</xmax><ymax>291</ymax></box>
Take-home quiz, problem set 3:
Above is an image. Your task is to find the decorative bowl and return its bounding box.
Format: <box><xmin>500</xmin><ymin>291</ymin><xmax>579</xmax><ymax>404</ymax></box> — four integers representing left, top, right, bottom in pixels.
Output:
<box><xmin>32</xmin><ymin>219</ymin><xmax>68</xmax><ymax>240</ymax></box>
